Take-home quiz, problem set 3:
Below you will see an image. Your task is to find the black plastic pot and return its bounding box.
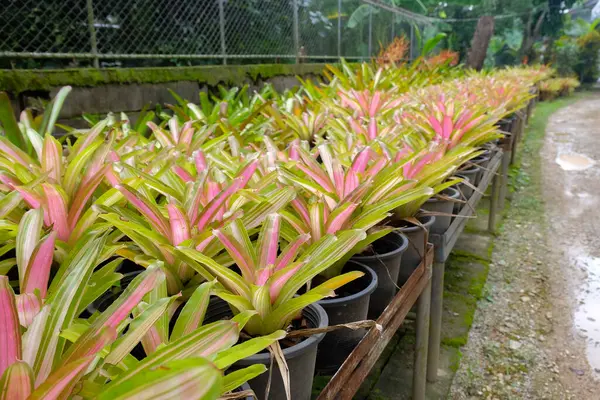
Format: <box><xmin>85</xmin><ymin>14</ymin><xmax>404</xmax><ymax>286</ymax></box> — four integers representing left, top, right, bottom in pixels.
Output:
<box><xmin>351</xmin><ymin>232</ymin><xmax>407</xmax><ymax>319</ymax></box>
<box><xmin>316</xmin><ymin>261</ymin><xmax>377</xmax><ymax>373</ymax></box>
<box><xmin>396</xmin><ymin>215</ymin><xmax>435</xmax><ymax>286</ymax></box>
<box><xmin>206</xmin><ymin>299</ymin><xmax>328</xmax><ymax>400</ymax></box>
<box><xmin>471</xmin><ymin>153</ymin><xmax>491</xmax><ymax>185</ymax></box>
<box><xmin>454</xmin><ymin>173</ymin><xmax>473</xmax><ymax>211</ymax></box>
<box><xmin>234</xmin><ymin>383</ymin><xmax>254</xmax><ymax>400</ymax></box>
<box><xmin>457</xmin><ymin>164</ymin><xmax>480</xmax><ymax>188</ymax></box>
<box><xmin>422</xmin><ymin>187</ymin><xmax>460</xmax><ymax>235</ymax></box>
<box><xmin>498</xmin><ymin>116</ymin><xmax>515</xmax><ymax>134</ymax></box>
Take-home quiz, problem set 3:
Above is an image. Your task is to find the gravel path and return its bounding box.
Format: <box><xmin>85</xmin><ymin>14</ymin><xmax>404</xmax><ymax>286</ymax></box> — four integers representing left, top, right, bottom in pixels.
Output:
<box><xmin>449</xmin><ymin>94</ymin><xmax>600</xmax><ymax>399</ymax></box>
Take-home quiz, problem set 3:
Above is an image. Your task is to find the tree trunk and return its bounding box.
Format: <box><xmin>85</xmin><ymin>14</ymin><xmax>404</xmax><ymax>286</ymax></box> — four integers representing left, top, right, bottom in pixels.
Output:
<box><xmin>519</xmin><ymin>9</ymin><xmax>548</xmax><ymax>64</ymax></box>
<box><xmin>467</xmin><ymin>16</ymin><xmax>495</xmax><ymax>70</ymax></box>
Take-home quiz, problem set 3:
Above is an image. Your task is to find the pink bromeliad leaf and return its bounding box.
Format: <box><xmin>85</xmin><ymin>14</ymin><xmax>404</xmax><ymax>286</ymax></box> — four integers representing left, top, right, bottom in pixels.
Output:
<box><xmin>41</xmin><ymin>135</ymin><xmax>62</xmax><ymax>184</ymax></box>
<box><xmin>115</xmin><ymin>184</ymin><xmax>171</xmax><ymax>240</ymax></box>
<box><xmin>15</xmin><ymin>293</ymin><xmax>42</xmax><ymax>328</ymax></box>
<box><xmin>274</xmin><ymin>233</ymin><xmax>311</xmax><ymax>271</ymax></box>
<box><xmin>0</xmin><ymin>276</ymin><xmax>22</xmax><ymax>377</ymax></box>
<box><xmin>42</xmin><ymin>184</ymin><xmax>70</xmax><ymax>242</ymax></box>
<box><xmin>167</xmin><ymin>203</ymin><xmax>190</xmax><ymax>246</ymax></box>
<box><xmin>257</xmin><ymin>214</ymin><xmax>280</xmax><ymax>271</ymax></box>
<box><xmin>23</xmin><ymin>232</ymin><xmax>56</xmax><ymax>298</ymax></box>
<box><xmin>61</xmin><ymin>265</ymin><xmax>164</xmax><ymax>364</ymax></box>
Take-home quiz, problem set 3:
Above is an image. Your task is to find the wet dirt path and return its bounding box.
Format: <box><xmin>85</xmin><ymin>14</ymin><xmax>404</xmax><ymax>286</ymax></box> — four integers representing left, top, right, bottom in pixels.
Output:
<box><xmin>540</xmin><ymin>94</ymin><xmax>600</xmax><ymax>386</ymax></box>
<box><xmin>450</xmin><ymin>94</ymin><xmax>600</xmax><ymax>399</ymax></box>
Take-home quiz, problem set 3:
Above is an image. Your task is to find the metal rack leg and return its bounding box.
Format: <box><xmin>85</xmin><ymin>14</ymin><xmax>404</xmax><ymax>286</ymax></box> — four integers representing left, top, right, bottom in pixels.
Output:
<box><xmin>414</xmin><ymin>279</ymin><xmax>431</xmax><ymax>400</ymax></box>
<box><xmin>426</xmin><ymin>261</ymin><xmax>444</xmax><ymax>383</ymax></box>
<box><xmin>488</xmin><ymin>173</ymin><xmax>499</xmax><ymax>233</ymax></box>
<box><xmin>499</xmin><ymin>150</ymin><xmax>510</xmax><ymax>210</ymax></box>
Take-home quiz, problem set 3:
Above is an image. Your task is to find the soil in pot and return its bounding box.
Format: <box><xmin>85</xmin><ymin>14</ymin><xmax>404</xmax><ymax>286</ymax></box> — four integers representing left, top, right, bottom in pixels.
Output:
<box><xmin>351</xmin><ymin>232</ymin><xmax>407</xmax><ymax>320</ymax></box>
<box><xmin>315</xmin><ymin>261</ymin><xmax>377</xmax><ymax>373</ymax></box>
<box><xmin>205</xmin><ymin>298</ymin><xmax>328</xmax><ymax>400</ymax></box>
<box><xmin>395</xmin><ymin>215</ymin><xmax>435</xmax><ymax>286</ymax></box>
<box><xmin>422</xmin><ymin>187</ymin><xmax>460</xmax><ymax>235</ymax></box>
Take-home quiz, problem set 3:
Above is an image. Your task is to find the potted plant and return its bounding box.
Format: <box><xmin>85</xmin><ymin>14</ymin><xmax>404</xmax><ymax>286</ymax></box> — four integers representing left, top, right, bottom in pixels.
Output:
<box><xmin>175</xmin><ymin>215</ymin><xmax>367</xmax><ymax>400</ymax></box>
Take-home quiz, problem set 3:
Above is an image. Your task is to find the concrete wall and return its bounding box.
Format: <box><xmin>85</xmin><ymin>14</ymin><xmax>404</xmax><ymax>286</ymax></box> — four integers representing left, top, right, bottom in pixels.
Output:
<box><xmin>0</xmin><ymin>64</ymin><xmax>326</xmax><ymax>121</ymax></box>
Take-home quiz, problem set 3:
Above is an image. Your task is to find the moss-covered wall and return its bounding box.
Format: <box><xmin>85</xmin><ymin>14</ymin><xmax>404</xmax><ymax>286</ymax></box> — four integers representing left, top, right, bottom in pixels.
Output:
<box><xmin>0</xmin><ymin>63</ymin><xmax>328</xmax><ymax>94</ymax></box>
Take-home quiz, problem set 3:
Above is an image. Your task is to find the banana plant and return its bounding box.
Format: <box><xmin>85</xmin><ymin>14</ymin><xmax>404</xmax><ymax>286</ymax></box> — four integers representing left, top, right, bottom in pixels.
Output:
<box><xmin>176</xmin><ymin>214</ymin><xmax>367</xmax><ymax>336</ymax></box>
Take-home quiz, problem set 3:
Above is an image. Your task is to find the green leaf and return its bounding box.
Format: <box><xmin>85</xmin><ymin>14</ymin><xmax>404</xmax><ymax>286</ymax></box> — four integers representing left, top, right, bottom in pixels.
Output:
<box><xmin>0</xmin><ymin>92</ymin><xmax>26</xmax><ymax>150</ymax></box>
<box><xmin>97</xmin><ymin>357</ymin><xmax>222</xmax><ymax>400</ymax></box>
<box><xmin>171</xmin><ymin>281</ymin><xmax>214</xmax><ymax>341</ymax></box>
<box><xmin>39</xmin><ymin>86</ymin><xmax>72</xmax><ymax>136</ymax></box>
<box><xmin>213</xmin><ymin>330</ymin><xmax>285</xmax><ymax>369</ymax></box>
<box><xmin>422</xmin><ymin>33</ymin><xmax>447</xmax><ymax>57</ymax></box>
<box><xmin>31</xmin><ymin>232</ymin><xmax>106</xmax><ymax>383</ymax></box>
<box><xmin>222</xmin><ymin>365</ymin><xmax>266</xmax><ymax>394</ymax></box>
<box><xmin>105</xmin><ymin>320</ymin><xmax>239</xmax><ymax>386</ymax></box>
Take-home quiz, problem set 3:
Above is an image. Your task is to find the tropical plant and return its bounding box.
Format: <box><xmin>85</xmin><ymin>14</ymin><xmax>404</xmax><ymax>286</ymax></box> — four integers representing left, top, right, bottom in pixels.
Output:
<box><xmin>0</xmin><ymin>109</ymin><xmax>129</xmax><ymax>247</ymax></box>
<box><xmin>377</xmin><ymin>36</ymin><xmax>410</xmax><ymax>65</ymax></box>
<box><xmin>176</xmin><ymin>214</ymin><xmax>367</xmax><ymax>337</ymax></box>
<box><xmin>0</xmin><ymin>230</ymin><xmax>282</xmax><ymax>399</ymax></box>
<box><xmin>274</xmin><ymin>142</ymin><xmax>433</xmax><ymax>276</ymax></box>
<box><xmin>100</xmin><ymin>153</ymin><xmax>296</xmax><ymax>291</ymax></box>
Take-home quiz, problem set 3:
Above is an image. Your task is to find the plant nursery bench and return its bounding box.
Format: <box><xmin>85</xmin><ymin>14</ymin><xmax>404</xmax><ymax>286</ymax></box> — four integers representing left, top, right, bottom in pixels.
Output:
<box><xmin>316</xmin><ymin>245</ymin><xmax>434</xmax><ymax>400</ymax></box>
<box><xmin>426</xmin><ymin>149</ymin><xmax>503</xmax><ymax>382</ymax></box>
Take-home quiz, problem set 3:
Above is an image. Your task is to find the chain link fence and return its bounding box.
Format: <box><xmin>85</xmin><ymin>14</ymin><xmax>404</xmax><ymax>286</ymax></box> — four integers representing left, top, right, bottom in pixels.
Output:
<box><xmin>0</xmin><ymin>0</ymin><xmax>416</xmax><ymax>68</ymax></box>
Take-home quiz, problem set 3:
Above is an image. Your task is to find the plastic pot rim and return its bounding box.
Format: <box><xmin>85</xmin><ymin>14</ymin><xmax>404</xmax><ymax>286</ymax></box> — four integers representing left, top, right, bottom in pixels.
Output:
<box><xmin>396</xmin><ymin>214</ymin><xmax>436</xmax><ymax>233</ymax></box>
<box><xmin>424</xmin><ymin>186</ymin><xmax>460</xmax><ymax>204</ymax></box>
<box><xmin>352</xmin><ymin>231</ymin><xmax>409</xmax><ymax>262</ymax></box>
<box><xmin>317</xmin><ymin>261</ymin><xmax>378</xmax><ymax>306</ymax></box>
<box><xmin>236</xmin><ymin>302</ymin><xmax>329</xmax><ymax>364</ymax></box>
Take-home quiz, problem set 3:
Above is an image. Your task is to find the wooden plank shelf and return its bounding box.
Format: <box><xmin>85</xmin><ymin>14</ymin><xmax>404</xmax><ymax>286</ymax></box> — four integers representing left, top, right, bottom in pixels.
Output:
<box><xmin>316</xmin><ymin>245</ymin><xmax>434</xmax><ymax>400</ymax></box>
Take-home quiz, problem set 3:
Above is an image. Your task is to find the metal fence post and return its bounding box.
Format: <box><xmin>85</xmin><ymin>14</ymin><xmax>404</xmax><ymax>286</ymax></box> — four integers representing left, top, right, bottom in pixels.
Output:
<box><xmin>337</xmin><ymin>0</ymin><xmax>342</xmax><ymax>58</ymax></box>
<box><xmin>293</xmin><ymin>0</ymin><xmax>299</xmax><ymax>63</ymax></box>
<box><xmin>368</xmin><ymin>5</ymin><xmax>373</xmax><ymax>57</ymax></box>
<box><xmin>86</xmin><ymin>0</ymin><xmax>99</xmax><ymax>68</ymax></box>
<box><xmin>218</xmin><ymin>0</ymin><xmax>227</xmax><ymax>65</ymax></box>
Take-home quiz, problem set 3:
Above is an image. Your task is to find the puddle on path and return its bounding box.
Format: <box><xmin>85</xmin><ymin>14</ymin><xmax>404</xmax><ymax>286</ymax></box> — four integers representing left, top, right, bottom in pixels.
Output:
<box><xmin>572</xmin><ymin>253</ymin><xmax>600</xmax><ymax>377</ymax></box>
<box><xmin>556</xmin><ymin>153</ymin><xmax>595</xmax><ymax>171</ymax></box>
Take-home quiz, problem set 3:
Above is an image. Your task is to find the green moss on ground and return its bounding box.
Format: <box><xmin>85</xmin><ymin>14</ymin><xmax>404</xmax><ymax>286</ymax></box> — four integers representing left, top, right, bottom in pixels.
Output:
<box><xmin>0</xmin><ymin>64</ymin><xmax>328</xmax><ymax>93</ymax></box>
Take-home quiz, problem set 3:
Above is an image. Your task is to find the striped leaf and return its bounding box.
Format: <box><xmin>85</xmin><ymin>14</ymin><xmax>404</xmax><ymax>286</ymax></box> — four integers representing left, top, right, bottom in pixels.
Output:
<box><xmin>171</xmin><ymin>281</ymin><xmax>214</xmax><ymax>341</ymax></box>
<box><xmin>31</xmin><ymin>233</ymin><xmax>106</xmax><ymax>385</ymax></box>
<box><xmin>61</xmin><ymin>264</ymin><xmax>165</xmax><ymax>364</ymax></box>
<box><xmin>97</xmin><ymin>357</ymin><xmax>222</xmax><ymax>400</ymax></box>
<box><xmin>0</xmin><ymin>276</ymin><xmax>21</xmax><ymax>377</ymax></box>
<box><xmin>0</xmin><ymin>361</ymin><xmax>33</xmax><ymax>400</ymax></box>
<box><xmin>16</xmin><ymin>208</ymin><xmax>44</xmax><ymax>287</ymax></box>
<box><xmin>106</xmin><ymin>320</ymin><xmax>239</xmax><ymax>386</ymax></box>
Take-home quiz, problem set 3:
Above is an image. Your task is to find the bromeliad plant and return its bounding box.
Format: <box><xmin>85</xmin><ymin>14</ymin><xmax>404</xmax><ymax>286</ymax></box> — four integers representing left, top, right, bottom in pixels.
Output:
<box><xmin>0</xmin><ymin>115</ymin><xmax>124</xmax><ymax>246</ymax></box>
<box><xmin>101</xmin><ymin>151</ymin><xmax>296</xmax><ymax>291</ymax></box>
<box><xmin>275</xmin><ymin>142</ymin><xmax>433</xmax><ymax>277</ymax></box>
<box><xmin>0</xmin><ymin>230</ymin><xmax>283</xmax><ymax>399</ymax></box>
<box><xmin>176</xmin><ymin>214</ymin><xmax>367</xmax><ymax>337</ymax></box>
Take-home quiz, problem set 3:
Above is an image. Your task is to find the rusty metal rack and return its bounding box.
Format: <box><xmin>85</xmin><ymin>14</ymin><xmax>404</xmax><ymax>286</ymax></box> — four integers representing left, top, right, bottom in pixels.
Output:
<box><xmin>316</xmin><ymin>245</ymin><xmax>434</xmax><ymax>400</ymax></box>
<box><xmin>426</xmin><ymin>149</ymin><xmax>503</xmax><ymax>382</ymax></box>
